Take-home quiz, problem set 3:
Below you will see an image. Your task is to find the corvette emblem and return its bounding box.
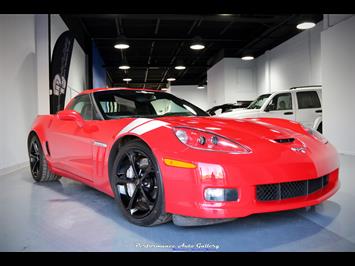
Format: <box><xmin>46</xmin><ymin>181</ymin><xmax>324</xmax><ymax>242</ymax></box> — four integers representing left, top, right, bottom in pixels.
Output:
<box><xmin>291</xmin><ymin>147</ymin><xmax>307</xmax><ymax>154</ymax></box>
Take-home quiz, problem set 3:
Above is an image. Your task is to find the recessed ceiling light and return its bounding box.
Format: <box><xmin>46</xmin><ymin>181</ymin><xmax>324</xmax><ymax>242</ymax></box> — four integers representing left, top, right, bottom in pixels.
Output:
<box><xmin>241</xmin><ymin>56</ymin><xmax>254</xmax><ymax>61</ymax></box>
<box><xmin>114</xmin><ymin>43</ymin><xmax>130</xmax><ymax>49</ymax></box>
<box><xmin>190</xmin><ymin>44</ymin><xmax>205</xmax><ymax>50</ymax></box>
<box><xmin>190</xmin><ymin>36</ymin><xmax>205</xmax><ymax>50</ymax></box>
<box><xmin>296</xmin><ymin>22</ymin><xmax>315</xmax><ymax>30</ymax></box>
<box><xmin>197</xmin><ymin>85</ymin><xmax>205</xmax><ymax>89</ymax></box>
<box><xmin>175</xmin><ymin>65</ymin><xmax>186</xmax><ymax>70</ymax></box>
<box><xmin>123</xmin><ymin>78</ymin><xmax>132</xmax><ymax>82</ymax></box>
<box><xmin>114</xmin><ymin>37</ymin><xmax>129</xmax><ymax>49</ymax></box>
<box><xmin>119</xmin><ymin>65</ymin><xmax>130</xmax><ymax>70</ymax></box>
<box><xmin>167</xmin><ymin>78</ymin><xmax>176</xmax><ymax>82</ymax></box>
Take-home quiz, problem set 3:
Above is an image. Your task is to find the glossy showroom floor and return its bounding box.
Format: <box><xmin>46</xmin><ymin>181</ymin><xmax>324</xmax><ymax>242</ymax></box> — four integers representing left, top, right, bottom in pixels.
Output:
<box><xmin>1</xmin><ymin>155</ymin><xmax>355</xmax><ymax>252</ymax></box>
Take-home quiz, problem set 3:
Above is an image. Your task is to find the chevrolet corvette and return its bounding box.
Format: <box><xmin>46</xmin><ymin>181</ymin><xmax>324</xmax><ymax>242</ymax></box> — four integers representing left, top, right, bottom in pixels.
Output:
<box><xmin>27</xmin><ymin>88</ymin><xmax>340</xmax><ymax>226</ymax></box>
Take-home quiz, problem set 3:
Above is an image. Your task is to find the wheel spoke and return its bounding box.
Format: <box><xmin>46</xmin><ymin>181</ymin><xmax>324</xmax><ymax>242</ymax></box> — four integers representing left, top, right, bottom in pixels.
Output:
<box><xmin>126</xmin><ymin>151</ymin><xmax>139</xmax><ymax>178</ymax></box>
<box><xmin>140</xmin><ymin>164</ymin><xmax>153</xmax><ymax>180</ymax></box>
<box><xmin>30</xmin><ymin>154</ymin><xmax>38</xmax><ymax>161</ymax></box>
<box><xmin>116</xmin><ymin>178</ymin><xmax>135</xmax><ymax>185</ymax></box>
<box><xmin>31</xmin><ymin>160</ymin><xmax>39</xmax><ymax>173</ymax></box>
<box><xmin>33</xmin><ymin>142</ymin><xmax>39</xmax><ymax>154</ymax></box>
<box><xmin>140</xmin><ymin>187</ymin><xmax>154</xmax><ymax>204</ymax></box>
<box><xmin>127</xmin><ymin>186</ymin><xmax>140</xmax><ymax>210</ymax></box>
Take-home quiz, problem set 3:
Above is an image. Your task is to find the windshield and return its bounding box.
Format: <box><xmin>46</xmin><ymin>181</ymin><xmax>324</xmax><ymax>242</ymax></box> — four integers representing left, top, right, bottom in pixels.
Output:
<box><xmin>93</xmin><ymin>90</ymin><xmax>209</xmax><ymax>120</ymax></box>
<box><xmin>247</xmin><ymin>94</ymin><xmax>271</xmax><ymax>109</ymax></box>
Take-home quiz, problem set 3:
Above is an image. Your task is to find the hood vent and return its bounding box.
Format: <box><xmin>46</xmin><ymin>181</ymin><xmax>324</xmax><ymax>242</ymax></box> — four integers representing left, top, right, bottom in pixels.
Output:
<box><xmin>274</xmin><ymin>138</ymin><xmax>295</xmax><ymax>143</ymax></box>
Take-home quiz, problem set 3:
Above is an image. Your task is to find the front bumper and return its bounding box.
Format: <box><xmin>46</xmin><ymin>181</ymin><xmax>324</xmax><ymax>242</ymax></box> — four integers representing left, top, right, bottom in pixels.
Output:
<box><xmin>158</xmin><ymin>140</ymin><xmax>340</xmax><ymax>219</ymax></box>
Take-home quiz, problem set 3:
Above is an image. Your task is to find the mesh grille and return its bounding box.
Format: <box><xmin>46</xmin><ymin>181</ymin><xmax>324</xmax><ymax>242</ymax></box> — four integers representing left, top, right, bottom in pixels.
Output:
<box><xmin>256</xmin><ymin>175</ymin><xmax>329</xmax><ymax>201</ymax></box>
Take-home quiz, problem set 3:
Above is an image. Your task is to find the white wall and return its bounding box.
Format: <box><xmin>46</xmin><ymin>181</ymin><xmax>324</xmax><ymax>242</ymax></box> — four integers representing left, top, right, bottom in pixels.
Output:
<box><xmin>169</xmin><ymin>85</ymin><xmax>208</xmax><ymax>111</ymax></box>
<box><xmin>0</xmin><ymin>15</ymin><xmax>37</xmax><ymax>170</ymax></box>
<box><xmin>255</xmin><ymin>21</ymin><xmax>322</xmax><ymax>95</ymax></box>
<box><xmin>207</xmin><ymin>58</ymin><xmax>256</xmax><ymax>108</ymax></box>
<box><xmin>0</xmin><ymin>14</ymin><xmax>88</xmax><ymax>172</ymax></box>
<box><xmin>207</xmin><ymin>59</ymin><xmax>225</xmax><ymax>107</ymax></box>
<box><xmin>321</xmin><ymin>15</ymin><xmax>355</xmax><ymax>155</ymax></box>
<box><xmin>35</xmin><ymin>15</ymin><xmax>50</xmax><ymax>115</ymax></box>
<box><xmin>224</xmin><ymin>58</ymin><xmax>257</xmax><ymax>102</ymax></box>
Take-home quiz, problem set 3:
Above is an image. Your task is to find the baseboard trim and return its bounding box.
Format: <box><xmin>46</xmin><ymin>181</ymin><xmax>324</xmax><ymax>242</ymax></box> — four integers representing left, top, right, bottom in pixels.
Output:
<box><xmin>0</xmin><ymin>162</ymin><xmax>29</xmax><ymax>176</ymax></box>
<box><xmin>339</xmin><ymin>152</ymin><xmax>355</xmax><ymax>156</ymax></box>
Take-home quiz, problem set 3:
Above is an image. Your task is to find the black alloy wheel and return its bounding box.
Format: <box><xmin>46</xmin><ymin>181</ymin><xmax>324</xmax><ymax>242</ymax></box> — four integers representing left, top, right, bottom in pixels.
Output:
<box><xmin>28</xmin><ymin>134</ymin><xmax>61</xmax><ymax>182</ymax></box>
<box><xmin>111</xmin><ymin>140</ymin><xmax>171</xmax><ymax>226</ymax></box>
<box><xmin>29</xmin><ymin>139</ymin><xmax>41</xmax><ymax>179</ymax></box>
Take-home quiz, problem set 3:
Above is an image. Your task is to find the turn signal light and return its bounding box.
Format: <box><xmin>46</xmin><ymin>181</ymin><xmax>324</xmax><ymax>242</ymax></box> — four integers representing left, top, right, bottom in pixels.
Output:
<box><xmin>163</xmin><ymin>158</ymin><xmax>197</xmax><ymax>169</ymax></box>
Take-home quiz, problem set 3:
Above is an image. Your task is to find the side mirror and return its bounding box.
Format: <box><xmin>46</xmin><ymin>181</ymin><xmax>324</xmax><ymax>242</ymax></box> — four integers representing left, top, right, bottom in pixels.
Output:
<box><xmin>57</xmin><ymin>110</ymin><xmax>84</xmax><ymax>128</ymax></box>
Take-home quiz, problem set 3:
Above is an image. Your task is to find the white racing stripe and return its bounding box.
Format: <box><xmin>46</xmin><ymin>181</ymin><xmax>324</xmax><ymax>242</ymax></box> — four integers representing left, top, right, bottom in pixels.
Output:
<box><xmin>130</xmin><ymin>120</ymin><xmax>169</xmax><ymax>135</ymax></box>
<box><xmin>118</xmin><ymin>118</ymin><xmax>152</xmax><ymax>136</ymax></box>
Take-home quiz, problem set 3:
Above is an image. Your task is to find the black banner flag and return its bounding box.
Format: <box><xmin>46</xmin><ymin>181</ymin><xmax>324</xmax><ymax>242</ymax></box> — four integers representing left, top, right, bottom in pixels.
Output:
<box><xmin>50</xmin><ymin>31</ymin><xmax>74</xmax><ymax>114</ymax></box>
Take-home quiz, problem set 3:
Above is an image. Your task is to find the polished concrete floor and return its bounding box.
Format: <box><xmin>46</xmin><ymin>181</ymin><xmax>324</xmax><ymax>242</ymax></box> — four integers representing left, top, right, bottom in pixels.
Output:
<box><xmin>1</xmin><ymin>154</ymin><xmax>355</xmax><ymax>252</ymax></box>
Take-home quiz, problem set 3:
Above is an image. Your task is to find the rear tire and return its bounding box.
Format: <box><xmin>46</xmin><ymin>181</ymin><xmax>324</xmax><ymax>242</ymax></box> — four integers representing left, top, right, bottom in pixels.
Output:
<box><xmin>28</xmin><ymin>134</ymin><xmax>61</xmax><ymax>182</ymax></box>
<box><xmin>110</xmin><ymin>140</ymin><xmax>171</xmax><ymax>226</ymax></box>
<box><xmin>317</xmin><ymin>122</ymin><xmax>323</xmax><ymax>133</ymax></box>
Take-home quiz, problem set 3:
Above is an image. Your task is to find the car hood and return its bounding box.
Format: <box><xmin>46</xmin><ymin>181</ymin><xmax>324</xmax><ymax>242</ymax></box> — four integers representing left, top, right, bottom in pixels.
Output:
<box><xmin>156</xmin><ymin>116</ymin><xmax>299</xmax><ymax>143</ymax></box>
<box><xmin>217</xmin><ymin>108</ymin><xmax>260</xmax><ymax>118</ymax></box>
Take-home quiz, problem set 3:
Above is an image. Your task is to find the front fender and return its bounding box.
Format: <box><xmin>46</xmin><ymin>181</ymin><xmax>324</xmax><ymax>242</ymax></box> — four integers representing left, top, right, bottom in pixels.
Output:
<box><xmin>29</xmin><ymin>115</ymin><xmax>55</xmax><ymax>157</ymax></box>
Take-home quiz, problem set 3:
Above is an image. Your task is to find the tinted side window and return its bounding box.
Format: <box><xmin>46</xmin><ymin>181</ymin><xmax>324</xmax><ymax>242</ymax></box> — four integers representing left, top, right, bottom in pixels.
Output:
<box><xmin>67</xmin><ymin>95</ymin><xmax>94</xmax><ymax>120</ymax></box>
<box><xmin>297</xmin><ymin>91</ymin><xmax>321</xmax><ymax>109</ymax></box>
<box><xmin>268</xmin><ymin>93</ymin><xmax>292</xmax><ymax>111</ymax></box>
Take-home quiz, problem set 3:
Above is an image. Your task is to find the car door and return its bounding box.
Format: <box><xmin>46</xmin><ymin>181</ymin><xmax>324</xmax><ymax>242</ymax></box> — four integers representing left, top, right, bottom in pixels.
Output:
<box><xmin>295</xmin><ymin>90</ymin><xmax>322</xmax><ymax>128</ymax></box>
<box><xmin>261</xmin><ymin>92</ymin><xmax>296</xmax><ymax>121</ymax></box>
<box><xmin>47</xmin><ymin>94</ymin><xmax>99</xmax><ymax>181</ymax></box>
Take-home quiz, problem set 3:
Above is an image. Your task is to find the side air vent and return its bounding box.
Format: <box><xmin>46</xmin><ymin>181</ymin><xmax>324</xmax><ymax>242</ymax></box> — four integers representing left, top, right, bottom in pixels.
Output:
<box><xmin>274</xmin><ymin>138</ymin><xmax>295</xmax><ymax>143</ymax></box>
<box><xmin>46</xmin><ymin>141</ymin><xmax>51</xmax><ymax>156</ymax></box>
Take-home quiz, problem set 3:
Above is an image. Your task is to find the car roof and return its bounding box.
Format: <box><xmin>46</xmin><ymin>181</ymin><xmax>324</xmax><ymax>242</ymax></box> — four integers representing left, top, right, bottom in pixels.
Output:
<box><xmin>269</xmin><ymin>87</ymin><xmax>322</xmax><ymax>94</ymax></box>
<box><xmin>78</xmin><ymin>87</ymin><xmax>163</xmax><ymax>95</ymax></box>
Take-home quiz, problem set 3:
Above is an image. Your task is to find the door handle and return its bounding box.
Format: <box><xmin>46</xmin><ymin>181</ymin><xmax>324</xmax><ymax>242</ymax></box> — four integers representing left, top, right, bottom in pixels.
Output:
<box><xmin>284</xmin><ymin>112</ymin><xmax>293</xmax><ymax>115</ymax></box>
<box><xmin>315</xmin><ymin>110</ymin><xmax>322</xmax><ymax>113</ymax></box>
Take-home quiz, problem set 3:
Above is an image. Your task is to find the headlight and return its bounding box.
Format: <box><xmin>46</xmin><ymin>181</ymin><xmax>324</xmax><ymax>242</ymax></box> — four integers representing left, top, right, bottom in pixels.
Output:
<box><xmin>306</xmin><ymin>127</ymin><xmax>328</xmax><ymax>144</ymax></box>
<box><xmin>173</xmin><ymin>127</ymin><xmax>251</xmax><ymax>154</ymax></box>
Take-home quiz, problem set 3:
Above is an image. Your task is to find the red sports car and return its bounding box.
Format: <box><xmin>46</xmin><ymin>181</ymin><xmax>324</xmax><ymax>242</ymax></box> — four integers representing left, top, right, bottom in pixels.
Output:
<box><xmin>27</xmin><ymin>88</ymin><xmax>340</xmax><ymax>226</ymax></box>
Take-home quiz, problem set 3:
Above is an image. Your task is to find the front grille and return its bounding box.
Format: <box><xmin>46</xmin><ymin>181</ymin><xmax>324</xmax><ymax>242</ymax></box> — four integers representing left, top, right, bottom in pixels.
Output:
<box><xmin>256</xmin><ymin>175</ymin><xmax>329</xmax><ymax>201</ymax></box>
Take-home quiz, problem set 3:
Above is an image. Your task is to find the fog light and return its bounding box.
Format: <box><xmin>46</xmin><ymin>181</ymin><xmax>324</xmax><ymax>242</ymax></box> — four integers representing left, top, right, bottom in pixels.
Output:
<box><xmin>204</xmin><ymin>188</ymin><xmax>238</xmax><ymax>201</ymax></box>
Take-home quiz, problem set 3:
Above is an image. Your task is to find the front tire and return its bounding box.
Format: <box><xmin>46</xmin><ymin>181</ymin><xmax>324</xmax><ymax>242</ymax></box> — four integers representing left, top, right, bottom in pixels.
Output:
<box><xmin>28</xmin><ymin>134</ymin><xmax>61</xmax><ymax>182</ymax></box>
<box><xmin>110</xmin><ymin>140</ymin><xmax>171</xmax><ymax>226</ymax></box>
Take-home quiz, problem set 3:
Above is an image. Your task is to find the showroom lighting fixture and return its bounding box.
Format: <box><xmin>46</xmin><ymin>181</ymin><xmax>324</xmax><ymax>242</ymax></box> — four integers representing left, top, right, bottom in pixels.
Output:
<box><xmin>190</xmin><ymin>37</ymin><xmax>205</xmax><ymax>50</ymax></box>
<box><xmin>296</xmin><ymin>22</ymin><xmax>316</xmax><ymax>30</ymax></box>
<box><xmin>241</xmin><ymin>56</ymin><xmax>254</xmax><ymax>61</ymax></box>
<box><xmin>197</xmin><ymin>84</ymin><xmax>205</xmax><ymax>89</ymax></box>
<box><xmin>119</xmin><ymin>64</ymin><xmax>130</xmax><ymax>70</ymax></box>
<box><xmin>123</xmin><ymin>78</ymin><xmax>132</xmax><ymax>82</ymax></box>
<box><xmin>167</xmin><ymin>78</ymin><xmax>176</xmax><ymax>82</ymax></box>
<box><xmin>114</xmin><ymin>36</ymin><xmax>130</xmax><ymax>49</ymax></box>
<box><xmin>175</xmin><ymin>60</ymin><xmax>186</xmax><ymax>70</ymax></box>
<box><xmin>119</xmin><ymin>58</ymin><xmax>130</xmax><ymax>70</ymax></box>
<box><xmin>175</xmin><ymin>65</ymin><xmax>186</xmax><ymax>70</ymax></box>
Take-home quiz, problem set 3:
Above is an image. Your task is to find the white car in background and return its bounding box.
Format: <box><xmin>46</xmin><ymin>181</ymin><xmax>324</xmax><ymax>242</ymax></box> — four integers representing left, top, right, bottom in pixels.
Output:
<box><xmin>219</xmin><ymin>86</ymin><xmax>323</xmax><ymax>133</ymax></box>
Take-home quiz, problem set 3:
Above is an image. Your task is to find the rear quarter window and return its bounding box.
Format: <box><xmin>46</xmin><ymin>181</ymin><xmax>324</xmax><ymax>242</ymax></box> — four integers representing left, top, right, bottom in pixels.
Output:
<box><xmin>296</xmin><ymin>91</ymin><xmax>321</xmax><ymax>109</ymax></box>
